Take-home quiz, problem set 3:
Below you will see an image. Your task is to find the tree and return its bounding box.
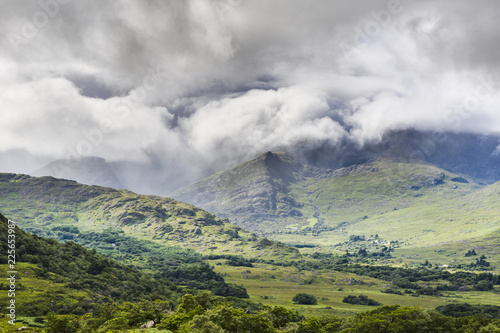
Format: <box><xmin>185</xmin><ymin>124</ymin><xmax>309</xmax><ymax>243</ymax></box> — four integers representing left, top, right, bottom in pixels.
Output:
<box><xmin>267</xmin><ymin>305</ymin><xmax>298</xmax><ymax>328</ymax></box>
<box><xmin>180</xmin><ymin>314</ymin><xmax>225</xmax><ymax>333</ymax></box>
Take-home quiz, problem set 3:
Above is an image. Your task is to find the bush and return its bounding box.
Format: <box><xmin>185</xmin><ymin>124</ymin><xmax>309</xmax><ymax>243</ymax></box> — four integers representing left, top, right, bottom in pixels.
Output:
<box><xmin>436</xmin><ymin>303</ymin><xmax>500</xmax><ymax>319</ymax></box>
<box><xmin>342</xmin><ymin>295</ymin><xmax>382</xmax><ymax>306</ymax></box>
<box><xmin>292</xmin><ymin>293</ymin><xmax>317</xmax><ymax>305</ymax></box>
<box><xmin>213</xmin><ymin>283</ymin><xmax>249</xmax><ymax>298</ymax></box>
<box><xmin>226</xmin><ymin>257</ymin><xmax>254</xmax><ymax>267</ymax></box>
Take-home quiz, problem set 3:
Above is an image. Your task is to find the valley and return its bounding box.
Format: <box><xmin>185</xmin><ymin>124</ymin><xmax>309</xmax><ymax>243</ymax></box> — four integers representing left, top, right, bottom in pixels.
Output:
<box><xmin>3</xmin><ymin>0</ymin><xmax>500</xmax><ymax>331</ymax></box>
<box><xmin>1</xmin><ymin>153</ymin><xmax>500</xmax><ymax>332</ymax></box>
<box><xmin>0</xmin><ymin>173</ymin><xmax>297</xmax><ymax>260</ymax></box>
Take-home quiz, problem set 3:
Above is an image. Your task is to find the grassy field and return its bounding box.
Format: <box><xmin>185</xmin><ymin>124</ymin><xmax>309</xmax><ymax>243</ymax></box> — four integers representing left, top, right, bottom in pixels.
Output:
<box><xmin>211</xmin><ymin>260</ymin><xmax>500</xmax><ymax>317</ymax></box>
<box><xmin>0</xmin><ymin>263</ymin><xmax>88</xmax><ymax>310</ymax></box>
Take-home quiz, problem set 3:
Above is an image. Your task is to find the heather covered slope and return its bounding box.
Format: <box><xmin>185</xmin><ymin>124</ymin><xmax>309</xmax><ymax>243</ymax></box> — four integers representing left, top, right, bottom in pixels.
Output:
<box><xmin>0</xmin><ymin>212</ymin><xmax>182</xmax><ymax>317</ymax></box>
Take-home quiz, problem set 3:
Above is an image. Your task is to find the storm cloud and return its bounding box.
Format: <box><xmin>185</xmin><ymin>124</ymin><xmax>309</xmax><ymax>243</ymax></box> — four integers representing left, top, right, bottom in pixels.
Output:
<box><xmin>1</xmin><ymin>0</ymin><xmax>500</xmax><ymax>192</ymax></box>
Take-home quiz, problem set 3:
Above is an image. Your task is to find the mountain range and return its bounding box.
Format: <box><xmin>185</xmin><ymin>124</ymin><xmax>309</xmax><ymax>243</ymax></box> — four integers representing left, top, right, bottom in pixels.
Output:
<box><xmin>172</xmin><ymin>151</ymin><xmax>482</xmax><ymax>232</ymax></box>
<box><xmin>3</xmin><ymin>136</ymin><xmax>500</xmax><ymax>330</ymax></box>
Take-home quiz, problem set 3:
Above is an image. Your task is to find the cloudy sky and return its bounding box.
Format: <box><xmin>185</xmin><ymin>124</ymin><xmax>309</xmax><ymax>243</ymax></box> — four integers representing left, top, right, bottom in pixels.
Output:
<box><xmin>1</xmin><ymin>0</ymin><xmax>500</xmax><ymax>191</ymax></box>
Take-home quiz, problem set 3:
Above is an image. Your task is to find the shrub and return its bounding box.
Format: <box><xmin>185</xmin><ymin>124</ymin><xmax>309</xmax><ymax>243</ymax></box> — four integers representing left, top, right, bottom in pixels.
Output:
<box><xmin>292</xmin><ymin>293</ymin><xmax>317</xmax><ymax>305</ymax></box>
<box><xmin>342</xmin><ymin>295</ymin><xmax>382</xmax><ymax>306</ymax></box>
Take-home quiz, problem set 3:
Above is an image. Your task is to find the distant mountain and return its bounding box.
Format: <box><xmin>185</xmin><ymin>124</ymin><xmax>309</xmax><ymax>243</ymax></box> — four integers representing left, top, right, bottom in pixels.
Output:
<box><xmin>0</xmin><ymin>173</ymin><xmax>298</xmax><ymax>260</ymax></box>
<box><xmin>32</xmin><ymin>156</ymin><xmax>124</xmax><ymax>189</ymax></box>
<box><xmin>30</xmin><ymin>131</ymin><xmax>499</xmax><ymax>197</ymax></box>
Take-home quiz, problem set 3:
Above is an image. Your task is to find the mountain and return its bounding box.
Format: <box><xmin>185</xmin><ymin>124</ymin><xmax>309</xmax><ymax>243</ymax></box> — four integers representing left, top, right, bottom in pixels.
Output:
<box><xmin>172</xmin><ymin>152</ymin><xmax>482</xmax><ymax>233</ymax></box>
<box><xmin>32</xmin><ymin>156</ymin><xmax>124</xmax><ymax>189</ymax></box>
<box><xmin>172</xmin><ymin>152</ymin><xmax>306</xmax><ymax>231</ymax></box>
<box><xmin>28</xmin><ymin>131</ymin><xmax>499</xmax><ymax>197</ymax></box>
<box><xmin>0</xmin><ymin>173</ymin><xmax>298</xmax><ymax>260</ymax></box>
<box><xmin>171</xmin><ymin>151</ymin><xmax>500</xmax><ymax>266</ymax></box>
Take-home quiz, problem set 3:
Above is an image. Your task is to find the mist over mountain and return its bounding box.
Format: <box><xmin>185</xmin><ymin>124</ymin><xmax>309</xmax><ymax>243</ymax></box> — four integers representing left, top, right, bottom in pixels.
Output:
<box><xmin>171</xmin><ymin>149</ymin><xmax>485</xmax><ymax>232</ymax></box>
<box><xmin>32</xmin><ymin>156</ymin><xmax>124</xmax><ymax>189</ymax></box>
<box><xmin>293</xmin><ymin>130</ymin><xmax>500</xmax><ymax>184</ymax></box>
<box><xmin>30</xmin><ymin>130</ymin><xmax>500</xmax><ymax>195</ymax></box>
<box><xmin>171</xmin><ymin>149</ymin><xmax>500</xmax><ymax>268</ymax></box>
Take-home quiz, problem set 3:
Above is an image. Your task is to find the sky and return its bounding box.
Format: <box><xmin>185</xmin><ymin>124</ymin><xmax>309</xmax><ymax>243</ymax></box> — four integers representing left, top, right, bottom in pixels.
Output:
<box><xmin>1</xmin><ymin>0</ymin><xmax>500</xmax><ymax>192</ymax></box>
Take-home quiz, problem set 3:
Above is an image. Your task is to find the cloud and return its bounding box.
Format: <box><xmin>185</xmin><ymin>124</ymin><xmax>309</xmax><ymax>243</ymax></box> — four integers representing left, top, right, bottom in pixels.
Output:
<box><xmin>178</xmin><ymin>86</ymin><xmax>347</xmax><ymax>169</ymax></box>
<box><xmin>1</xmin><ymin>0</ymin><xmax>500</xmax><ymax>192</ymax></box>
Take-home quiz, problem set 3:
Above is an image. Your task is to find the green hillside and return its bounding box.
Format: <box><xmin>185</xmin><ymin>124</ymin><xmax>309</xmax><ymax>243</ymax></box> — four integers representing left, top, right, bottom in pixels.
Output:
<box><xmin>0</xmin><ymin>212</ymin><xmax>182</xmax><ymax>330</ymax></box>
<box><xmin>3</xmin><ymin>215</ymin><xmax>500</xmax><ymax>332</ymax></box>
<box><xmin>325</xmin><ymin>180</ymin><xmax>500</xmax><ymax>268</ymax></box>
<box><xmin>0</xmin><ymin>173</ymin><xmax>298</xmax><ymax>260</ymax></box>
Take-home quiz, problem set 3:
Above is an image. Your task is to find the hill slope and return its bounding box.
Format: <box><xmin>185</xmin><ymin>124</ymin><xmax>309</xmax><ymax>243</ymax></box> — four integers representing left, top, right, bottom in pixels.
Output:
<box><xmin>0</xmin><ymin>212</ymin><xmax>181</xmax><ymax>318</ymax></box>
<box><xmin>0</xmin><ymin>173</ymin><xmax>298</xmax><ymax>260</ymax></box>
<box><xmin>332</xmin><ymin>180</ymin><xmax>500</xmax><ymax>266</ymax></box>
